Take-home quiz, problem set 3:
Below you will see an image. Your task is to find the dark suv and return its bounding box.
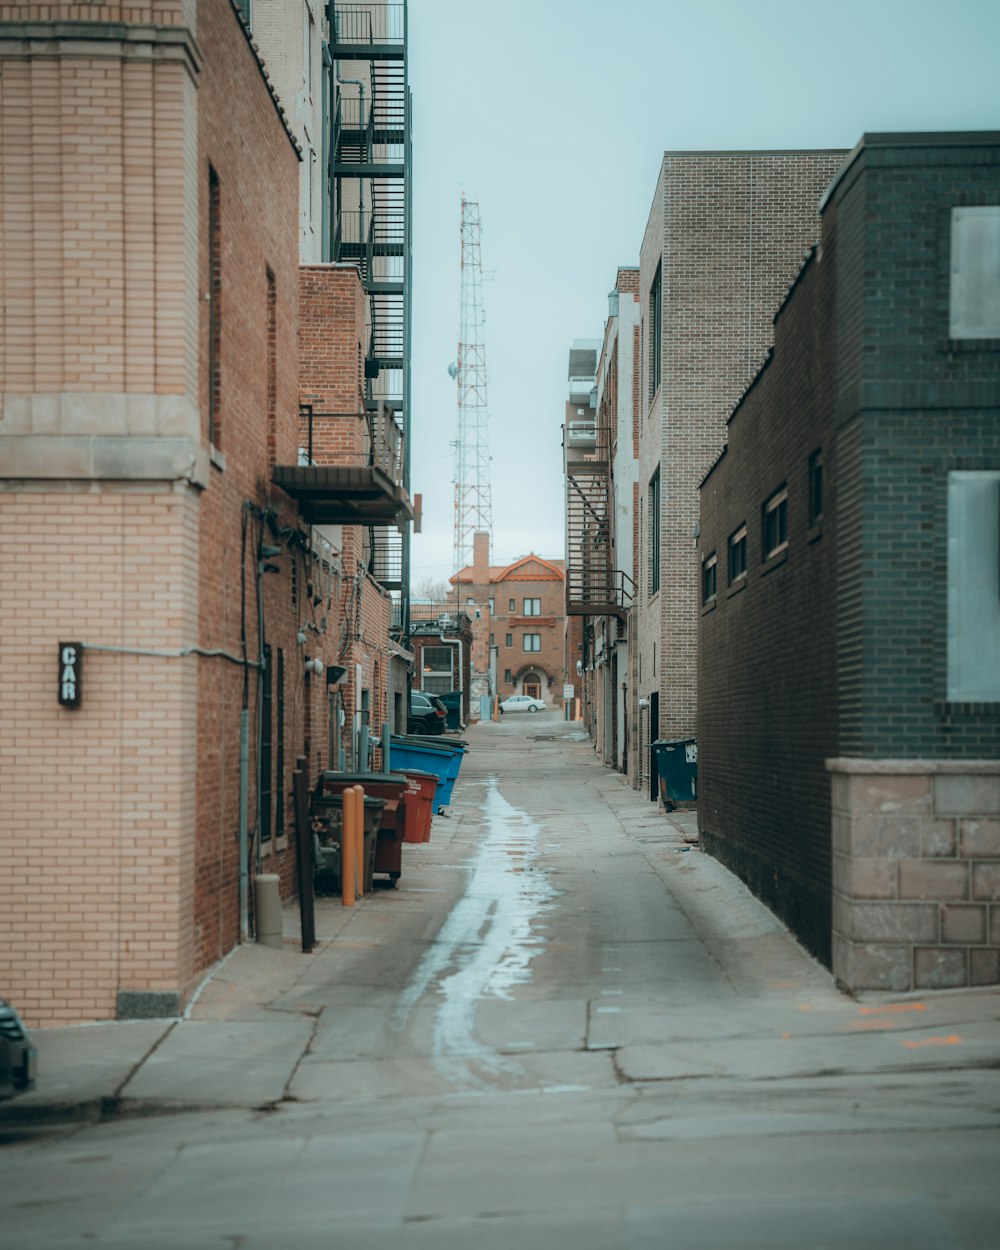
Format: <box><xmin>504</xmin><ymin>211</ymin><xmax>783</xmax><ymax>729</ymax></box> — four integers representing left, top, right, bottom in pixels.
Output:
<box><xmin>408</xmin><ymin>690</ymin><xmax>447</xmax><ymax>735</ymax></box>
<box><xmin>0</xmin><ymin>999</ymin><xmax>37</xmax><ymax>1101</ymax></box>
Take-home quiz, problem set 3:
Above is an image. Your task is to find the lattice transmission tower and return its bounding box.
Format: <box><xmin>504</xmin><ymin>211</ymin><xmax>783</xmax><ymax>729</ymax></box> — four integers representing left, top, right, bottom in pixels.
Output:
<box><xmin>452</xmin><ymin>195</ymin><xmax>494</xmax><ymax>582</ymax></box>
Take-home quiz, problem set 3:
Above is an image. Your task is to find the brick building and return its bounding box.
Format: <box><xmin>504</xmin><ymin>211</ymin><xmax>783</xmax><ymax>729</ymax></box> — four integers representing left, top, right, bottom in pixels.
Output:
<box><xmin>453</xmin><ymin>549</ymin><xmax>568</xmax><ymax>709</ymax></box>
<box><xmin>698</xmin><ymin>132</ymin><xmax>1000</xmax><ymax>989</ymax></box>
<box><xmin>0</xmin><ymin>0</ymin><xmax>412</xmax><ymax>1024</ymax></box>
<box><xmin>634</xmin><ymin>149</ymin><xmax>845</xmax><ymax>800</ymax></box>
<box><xmin>566</xmin><ymin>275</ymin><xmax>642</xmax><ymax>774</ymax></box>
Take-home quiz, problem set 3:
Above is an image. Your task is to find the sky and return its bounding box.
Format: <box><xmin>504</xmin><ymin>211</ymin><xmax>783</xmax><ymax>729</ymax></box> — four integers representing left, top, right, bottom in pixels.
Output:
<box><xmin>406</xmin><ymin>0</ymin><xmax>1000</xmax><ymax>586</ymax></box>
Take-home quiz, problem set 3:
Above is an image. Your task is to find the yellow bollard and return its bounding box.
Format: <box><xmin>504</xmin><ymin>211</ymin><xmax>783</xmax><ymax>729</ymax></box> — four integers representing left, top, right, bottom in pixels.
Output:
<box><xmin>353</xmin><ymin>785</ymin><xmax>364</xmax><ymax>898</ymax></box>
<box><xmin>341</xmin><ymin>786</ymin><xmax>356</xmax><ymax>908</ymax></box>
<box><xmin>352</xmin><ymin>785</ymin><xmax>365</xmax><ymax>899</ymax></box>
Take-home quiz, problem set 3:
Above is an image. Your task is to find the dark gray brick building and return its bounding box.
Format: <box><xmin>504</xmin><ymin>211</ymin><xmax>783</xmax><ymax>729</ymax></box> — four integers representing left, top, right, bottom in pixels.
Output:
<box><xmin>698</xmin><ymin>132</ymin><xmax>1000</xmax><ymax>990</ymax></box>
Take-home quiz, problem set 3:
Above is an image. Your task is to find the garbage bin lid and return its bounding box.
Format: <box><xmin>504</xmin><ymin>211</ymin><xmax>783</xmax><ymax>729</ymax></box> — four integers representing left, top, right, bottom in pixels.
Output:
<box><xmin>318</xmin><ymin>770</ymin><xmax>409</xmax><ymax>784</ymax></box>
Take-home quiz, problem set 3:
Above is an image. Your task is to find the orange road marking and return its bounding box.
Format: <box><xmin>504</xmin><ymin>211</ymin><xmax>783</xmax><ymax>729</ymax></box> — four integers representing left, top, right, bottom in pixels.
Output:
<box><xmin>859</xmin><ymin>1002</ymin><xmax>926</xmax><ymax>1015</ymax></box>
<box><xmin>901</xmin><ymin>1033</ymin><xmax>961</xmax><ymax>1049</ymax></box>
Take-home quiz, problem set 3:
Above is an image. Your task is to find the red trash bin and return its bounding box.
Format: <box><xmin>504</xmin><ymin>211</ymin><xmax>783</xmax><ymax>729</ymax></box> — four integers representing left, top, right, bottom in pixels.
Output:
<box><xmin>315</xmin><ymin>772</ymin><xmax>409</xmax><ymax>886</ymax></box>
<box><xmin>399</xmin><ymin>769</ymin><xmax>437</xmax><ymax>843</ymax></box>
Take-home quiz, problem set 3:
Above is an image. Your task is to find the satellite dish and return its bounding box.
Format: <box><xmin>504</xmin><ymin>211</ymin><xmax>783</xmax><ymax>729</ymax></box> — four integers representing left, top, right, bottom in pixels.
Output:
<box><xmin>447</xmin><ymin>362</ymin><xmax>457</xmax><ymax>380</ymax></box>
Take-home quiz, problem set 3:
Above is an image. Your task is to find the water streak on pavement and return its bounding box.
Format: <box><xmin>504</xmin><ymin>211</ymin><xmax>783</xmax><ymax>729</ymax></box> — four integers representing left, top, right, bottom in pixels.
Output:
<box><xmin>392</xmin><ymin>777</ymin><xmax>556</xmax><ymax>1088</ymax></box>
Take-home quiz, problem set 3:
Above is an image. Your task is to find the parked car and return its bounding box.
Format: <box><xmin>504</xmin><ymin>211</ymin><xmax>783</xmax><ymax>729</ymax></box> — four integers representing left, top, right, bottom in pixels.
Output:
<box><xmin>500</xmin><ymin>694</ymin><xmax>546</xmax><ymax>714</ymax></box>
<box><xmin>408</xmin><ymin>690</ymin><xmax>448</xmax><ymax>735</ymax></box>
<box><xmin>0</xmin><ymin>999</ymin><xmax>37</xmax><ymax>1101</ymax></box>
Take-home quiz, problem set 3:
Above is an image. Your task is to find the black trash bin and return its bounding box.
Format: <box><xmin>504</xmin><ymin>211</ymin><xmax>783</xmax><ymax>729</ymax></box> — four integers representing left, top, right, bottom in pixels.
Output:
<box><xmin>652</xmin><ymin>739</ymin><xmax>697</xmax><ymax>810</ymax></box>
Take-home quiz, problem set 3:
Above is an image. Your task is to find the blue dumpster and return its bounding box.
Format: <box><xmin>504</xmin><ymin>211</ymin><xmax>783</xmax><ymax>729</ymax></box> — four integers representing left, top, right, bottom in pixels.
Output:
<box><xmin>390</xmin><ymin>735</ymin><xmax>468</xmax><ymax>812</ymax></box>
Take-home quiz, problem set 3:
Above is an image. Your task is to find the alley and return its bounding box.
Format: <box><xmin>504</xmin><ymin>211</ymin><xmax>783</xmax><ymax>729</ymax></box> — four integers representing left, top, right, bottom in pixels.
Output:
<box><xmin>3</xmin><ymin>713</ymin><xmax>999</xmax><ymax>1249</ymax></box>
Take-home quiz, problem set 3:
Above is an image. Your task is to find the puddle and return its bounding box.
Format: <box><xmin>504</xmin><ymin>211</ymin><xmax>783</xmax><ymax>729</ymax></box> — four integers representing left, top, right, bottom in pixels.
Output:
<box><xmin>392</xmin><ymin>778</ymin><xmax>557</xmax><ymax>1088</ymax></box>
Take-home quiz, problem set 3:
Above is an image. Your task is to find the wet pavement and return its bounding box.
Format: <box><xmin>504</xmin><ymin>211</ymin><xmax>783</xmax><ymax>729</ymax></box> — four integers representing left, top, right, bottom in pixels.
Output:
<box><xmin>3</xmin><ymin>711</ymin><xmax>999</xmax><ymax>1248</ymax></box>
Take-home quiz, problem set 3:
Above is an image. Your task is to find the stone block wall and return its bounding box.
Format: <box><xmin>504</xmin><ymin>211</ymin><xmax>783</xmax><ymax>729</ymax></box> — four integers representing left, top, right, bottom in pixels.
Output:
<box><xmin>829</xmin><ymin>759</ymin><xmax>1000</xmax><ymax>993</ymax></box>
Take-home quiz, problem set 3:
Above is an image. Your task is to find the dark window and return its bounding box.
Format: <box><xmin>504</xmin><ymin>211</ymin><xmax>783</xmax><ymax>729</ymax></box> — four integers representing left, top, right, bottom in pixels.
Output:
<box><xmin>701</xmin><ymin>553</ymin><xmax>717</xmax><ymax>604</ymax></box>
<box><xmin>275</xmin><ymin>648</ymin><xmax>285</xmax><ymax>840</ymax></box>
<box><xmin>808</xmin><ymin>449</ymin><xmax>824</xmax><ymax>526</ymax></box>
<box><xmin>504</xmin><ymin>668</ymin><xmax>512</xmax><ymax>683</ymax></box>
<box><xmin>729</xmin><ymin>524</ymin><xmax>747</xmax><ymax>582</ymax></box>
<box><xmin>505</xmin><ymin>633</ymin><xmax>513</xmax><ymax>647</ymax></box>
<box><xmin>649</xmin><ymin>261</ymin><xmax>662</xmax><ymax>399</ymax></box>
<box><xmin>763</xmin><ymin>488</ymin><xmax>789</xmax><ymax>558</ymax></box>
<box><xmin>261</xmin><ymin>644</ymin><xmax>272</xmax><ymax>843</ymax></box>
<box><xmin>649</xmin><ymin>467</ymin><xmax>661</xmax><ymax>594</ymax></box>
<box><xmin>508</xmin><ymin>598</ymin><xmax>515</xmax><ymax>612</ymax></box>
<box><xmin>208</xmin><ymin>165</ymin><xmax>221</xmax><ymax>446</ymax></box>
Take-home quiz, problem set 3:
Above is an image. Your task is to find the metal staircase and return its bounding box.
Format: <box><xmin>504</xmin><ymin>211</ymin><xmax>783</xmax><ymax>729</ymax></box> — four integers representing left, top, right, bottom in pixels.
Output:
<box><xmin>565</xmin><ymin>429</ymin><xmax>635</xmax><ymax>617</ymax></box>
<box><xmin>330</xmin><ymin>2</ymin><xmax>411</xmax><ymax>614</ymax></box>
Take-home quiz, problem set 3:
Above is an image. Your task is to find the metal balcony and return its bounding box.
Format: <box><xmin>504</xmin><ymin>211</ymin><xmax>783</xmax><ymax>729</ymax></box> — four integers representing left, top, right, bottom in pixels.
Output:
<box><xmin>273</xmin><ymin>404</ymin><xmax>412</xmax><ymax>526</ymax></box>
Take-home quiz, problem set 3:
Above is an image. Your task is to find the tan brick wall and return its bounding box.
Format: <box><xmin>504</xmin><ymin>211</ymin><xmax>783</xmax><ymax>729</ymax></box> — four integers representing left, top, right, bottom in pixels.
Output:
<box><xmin>0</xmin><ymin>488</ymin><xmax>199</xmax><ymax>1026</ymax></box>
<box><xmin>635</xmin><ymin>150</ymin><xmax>844</xmax><ymax>782</ymax></box>
<box><xmin>0</xmin><ymin>0</ymin><xmax>313</xmax><ymax>1024</ymax></box>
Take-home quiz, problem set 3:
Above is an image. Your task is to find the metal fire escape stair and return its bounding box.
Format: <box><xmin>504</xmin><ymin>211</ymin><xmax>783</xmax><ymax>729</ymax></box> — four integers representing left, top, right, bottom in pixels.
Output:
<box><xmin>565</xmin><ymin>431</ymin><xmax>634</xmax><ymax>617</ymax></box>
<box><xmin>331</xmin><ymin>3</ymin><xmax>410</xmax><ymax>598</ymax></box>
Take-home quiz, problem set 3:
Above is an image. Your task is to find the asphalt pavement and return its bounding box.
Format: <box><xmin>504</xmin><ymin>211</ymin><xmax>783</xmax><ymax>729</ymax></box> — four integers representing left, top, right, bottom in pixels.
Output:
<box><xmin>2</xmin><ymin>710</ymin><xmax>999</xmax><ymax>1249</ymax></box>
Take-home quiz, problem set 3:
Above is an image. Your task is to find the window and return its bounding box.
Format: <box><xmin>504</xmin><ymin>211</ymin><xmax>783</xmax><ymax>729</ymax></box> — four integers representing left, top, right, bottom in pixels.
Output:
<box><xmin>701</xmin><ymin>553</ymin><xmax>717</xmax><ymax>605</ymax></box>
<box><xmin>728</xmin><ymin>524</ymin><xmax>747</xmax><ymax>583</ymax></box>
<box><xmin>808</xmin><ymin>449</ymin><xmax>824</xmax><ymax>526</ymax></box>
<box><xmin>649</xmin><ymin>468</ymin><xmax>661</xmax><ymax>594</ymax></box>
<box><xmin>950</xmin><ymin>207</ymin><xmax>1000</xmax><ymax>338</ymax></box>
<box><xmin>649</xmin><ymin>261</ymin><xmax>662</xmax><ymax>399</ymax></box>
<box><xmin>261</xmin><ymin>645</ymin><xmax>272</xmax><ymax>843</ymax></box>
<box><xmin>505</xmin><ymin>633</ymin><xmax>513</xmax><ymax>647</ymax></box>
<box><xmin>523</xmin><ymin>634</ymin><xmax>541</xmax><ymax>652</ymax></box>
<box><xmin>523</xmin><ymin>598</ymin><xmax>541</xmax><ymax>615</ymax></box>
<box><xmin>421</xmin><ymin>646</ymin><xmax>453</xmax><ymax>695</ymax></box>
<box><xmin>508</xmin><ymin>598</ymin><xmax>515</xmax><ymax>612</ymax></box>
<box><xmin>275</xmin><ymin>649</ymin><xmax>285</xmax><ymax>841</ymax></box>
<box><xmin>489</xmin><ymin>598</ymin><xmax>495</xmax><ymax>613</ymax></box>
<box><xmin>208</xmin><ymin>165</ymin><xmax>221</xmax><ymax>446</ymax></box>
<box><xmin>763</xmin><ymin>488</ymin><xmax>788</xmax><ymax>559</ymax></box>
<box><xmin>948</xmin><ymin>470</ymin><xmax>1000</xmax><ymax>700</ymax></box>
<box><xmin>504</xmin><ymin>668</ymin><xmax>512</xmax><ymax>684</ymax></box>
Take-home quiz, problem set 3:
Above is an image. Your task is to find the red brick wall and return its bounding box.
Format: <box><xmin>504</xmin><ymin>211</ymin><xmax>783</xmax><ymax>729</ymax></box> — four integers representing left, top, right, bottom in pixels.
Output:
<box><xmin>299</xmin><ymin>265</ymin><xmax>368</xmax><ymax>462</ymax></box>
<box><xmin>193</xmin><ymin>0</ymin><xmax>303</xmax><ymax>970</ymax></box>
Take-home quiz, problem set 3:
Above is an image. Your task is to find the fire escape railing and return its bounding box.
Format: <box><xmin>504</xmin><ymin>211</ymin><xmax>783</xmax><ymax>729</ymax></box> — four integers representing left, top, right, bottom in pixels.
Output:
<box><xmin>565</xmin><ymin>428</ymin><xmax>634</xmax><ymax>617</ymax></box>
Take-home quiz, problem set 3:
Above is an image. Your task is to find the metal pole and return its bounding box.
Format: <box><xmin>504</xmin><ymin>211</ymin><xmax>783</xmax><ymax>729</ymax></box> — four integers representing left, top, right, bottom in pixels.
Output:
<box><xmin>239</xmin><ymin>709</ymin><xmax>249</xmax><ymax>940</ymax></box>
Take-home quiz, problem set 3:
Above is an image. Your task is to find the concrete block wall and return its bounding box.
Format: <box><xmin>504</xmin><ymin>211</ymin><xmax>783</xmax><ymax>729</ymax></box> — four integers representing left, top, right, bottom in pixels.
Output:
<box><xmin>830</xmin><ymin>760</ymin><xmax>1000</xmax><ymax>992</ymax></box>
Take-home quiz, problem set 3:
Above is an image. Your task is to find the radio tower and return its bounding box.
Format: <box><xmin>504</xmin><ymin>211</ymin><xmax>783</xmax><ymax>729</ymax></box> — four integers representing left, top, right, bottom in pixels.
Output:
<box><xmin>452</xmin><ymin>195</ymin><xmax>493</xmax><ymax>583</ymax></box>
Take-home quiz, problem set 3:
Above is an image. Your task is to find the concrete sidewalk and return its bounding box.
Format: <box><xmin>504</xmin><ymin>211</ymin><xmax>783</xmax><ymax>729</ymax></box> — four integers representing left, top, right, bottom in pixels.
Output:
<box><xmin>4</xmin><ymin>722</ymin><xmax>998</xmax><ymax>1128</ymax></box>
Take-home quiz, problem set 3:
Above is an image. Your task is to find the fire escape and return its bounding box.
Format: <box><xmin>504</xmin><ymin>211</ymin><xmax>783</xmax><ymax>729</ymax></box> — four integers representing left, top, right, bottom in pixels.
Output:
<box><xmin>330</xmin><ymin>2</ymin><xmax>411</xmax><ymax>630</ymax></box>
<box><xmin>564</xmin><ymin>349</ymin><xmax>634</xmax><ymax>619</ymax></box>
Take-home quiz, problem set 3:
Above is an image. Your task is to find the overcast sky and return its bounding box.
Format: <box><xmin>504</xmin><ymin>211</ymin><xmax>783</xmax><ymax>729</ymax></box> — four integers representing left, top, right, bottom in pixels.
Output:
<box><xmin>406</xmin><ymin>0</ymin><xmax>1000</xmax><ymax>584</ymax></box>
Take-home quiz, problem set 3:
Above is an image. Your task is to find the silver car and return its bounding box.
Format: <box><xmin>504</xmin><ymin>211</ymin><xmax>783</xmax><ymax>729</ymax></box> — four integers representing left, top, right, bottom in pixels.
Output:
<box><xmin>500</xmin><ymin>694</ymin><xmax>546</xmax><ymax>713</ymax></box>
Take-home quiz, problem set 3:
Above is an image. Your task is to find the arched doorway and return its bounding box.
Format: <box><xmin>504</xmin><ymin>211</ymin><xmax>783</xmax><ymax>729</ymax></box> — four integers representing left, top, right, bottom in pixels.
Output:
<box><xmin>521</xmin><ymin>671</ymin><xmax>542</xmax><ymax>700</ymax></box>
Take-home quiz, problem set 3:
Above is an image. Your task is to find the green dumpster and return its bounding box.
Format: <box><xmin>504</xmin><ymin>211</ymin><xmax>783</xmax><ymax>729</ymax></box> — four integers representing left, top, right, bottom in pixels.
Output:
<box><xmin>652</xmin><ymin>739</ymin><xmax>697</xmax><ymax>810</ymax></box>
<box><xmin>439</xmin><ymin>690</ymin><xmax>464</xmax><ymax>731</ymax></box>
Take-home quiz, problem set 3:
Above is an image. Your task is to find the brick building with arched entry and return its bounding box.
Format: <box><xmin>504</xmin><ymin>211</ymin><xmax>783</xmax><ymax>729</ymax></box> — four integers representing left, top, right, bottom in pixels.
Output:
<box><xmin>452</xmin><ymin>537</ymin><xmax>569</xmax><ymax>713</ymax></box>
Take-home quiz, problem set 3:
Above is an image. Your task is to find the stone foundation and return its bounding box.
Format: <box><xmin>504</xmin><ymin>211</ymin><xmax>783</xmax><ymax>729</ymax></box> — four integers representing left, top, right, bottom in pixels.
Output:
<box><xmin>828</xmin><ymin>759</ymin><xmax>1000</xmax><ymax>993</ymax></box>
